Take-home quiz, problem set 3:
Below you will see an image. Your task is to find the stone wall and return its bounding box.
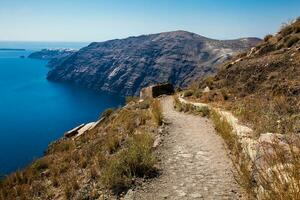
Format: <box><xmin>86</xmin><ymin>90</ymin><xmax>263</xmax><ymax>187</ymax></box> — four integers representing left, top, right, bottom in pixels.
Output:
<box><xmin>140</xmin><ymin>83</ymin><xmax>174</xmax><ymax>99</ymax></box>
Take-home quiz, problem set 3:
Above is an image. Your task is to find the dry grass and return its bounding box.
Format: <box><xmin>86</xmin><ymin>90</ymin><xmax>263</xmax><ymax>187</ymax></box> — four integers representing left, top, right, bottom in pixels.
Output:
<box><xmin>254</xmin><ymin>136</ymin><xmax>300</xmax><ymax>200</ymax></box>
<box><xmin>182</xmin><ymin>90</ymin><xmax>193</xmax><ymax>97</ymax></box>
<box><xmin>173</xmin><ymin>96</ymin><xmax>210</xmax><ymax>117</ymax></box>
<box><xmin>101</xmin><ymin>132</ymin><xmax>156</xmax><ymax>194</ymax></box>
<box><xmin>187</xmin><ymin>17</ymin><xmax>300</xmax><ymax>200</ymax></box>
<box><xmin>100</xmin><ymin>108</ymin><xmax>115</xmax><ymax>119</ymax></box>
<box><xmin>285</xmin><ymin>35</ymin><xmax>300</xmax><ymax>47</ymax></box>
<box><xmin>232</xmin><ymin>96</ymin><xmax>300</xmax><ymax>136</ymax></box>
<box><xmin>0</xmin><ymin>99</ymin><xmax>159</xmax><ymax>199</ymax></box>
<box><xmin>125</xmin><ymin>96</ymin><xmax>139</xmax><ymax>104</ymax></box>
<box><xmin>151</xmin><ymin>99</ymin><xmax>163</xmax><ymax>126</ymax></box>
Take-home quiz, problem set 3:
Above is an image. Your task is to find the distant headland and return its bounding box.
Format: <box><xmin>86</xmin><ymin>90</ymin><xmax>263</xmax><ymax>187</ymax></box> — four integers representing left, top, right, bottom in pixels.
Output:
<box><xmin>0</xmin><ymin>48</ymin><xmax>26</xmax><ymax>51</ymax></box>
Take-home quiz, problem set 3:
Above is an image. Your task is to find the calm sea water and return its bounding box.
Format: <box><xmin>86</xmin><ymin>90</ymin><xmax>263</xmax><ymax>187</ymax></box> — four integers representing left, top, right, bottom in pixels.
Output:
<box><xmin>0</xmin><ymin>45</ymin><xmax>124</xmax><ymax>175</ymax></box>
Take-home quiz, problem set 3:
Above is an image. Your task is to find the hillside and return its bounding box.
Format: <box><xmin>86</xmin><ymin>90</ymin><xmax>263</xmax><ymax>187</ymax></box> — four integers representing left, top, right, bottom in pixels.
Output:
<box><xmin>46</xmin><ymin>31</ymin><xmax>260</xmax><ymax>96</ymax></box>
<box><xmin>28</xmin><ymin>49</ymin><xmax>77</xmax><ymax>67</ymax></box>
<box><xmin>193</xmin><ymin>18</ymin><xmax>300</xmax><ymax>134</ymax></box>
<box><xmin>0</xmin><ymin>99</ymin><xmax>162</xmax><ymax>199</ymax></box>
<box><xmin>178</xmin><ymin>18</ymin><xmax>300</xmax><ymax>199</ymax></box>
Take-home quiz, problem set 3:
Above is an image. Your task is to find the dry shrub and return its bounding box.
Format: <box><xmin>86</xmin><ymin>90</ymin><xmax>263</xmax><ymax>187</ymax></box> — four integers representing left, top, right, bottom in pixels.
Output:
<box><xmin>31</xmin><ymin>158</ymin><xmax>49</xmax><ymax>172</ymax></box>
<box><xmin>111</xmin><ymin>109</ymin><xmax>141</xmax><ymax>134</ymax></box>
<box><xmin>280</xmin><ymin>23</ymin><xmax>294</xmax><ymax>36</ymax></box>
<box><xmin>255</xmin><ymin>135</ymin><xmax>300</xmax><ymax>199</ymax></box>
<box><xmin>101</xmin><ymin>133</ymin><xmax>156</xmax><ymax>194</ymax></box>
<box><xmin>48</xmin><ymin>139</ymin><xmax>75</xmax><ymax>154</ymax></box>
<box><xmin>173</xmin><ymin>96</ymin><xmax>210</xmax><ymax>117</ymax></box>
<box><xmin>264</xmin><ymin>34</ymin><xmax>273</xmax><ymax>42</ymax></box>
<box><xmin>182</xmin><ymin>90</ymin><xmax>193</xmax><ymax>97</ymax></box>
<box><xmin>233</xmin><ymin>96</ymin><xmax>299</xmax><ymax>136</ymax></box>
<box><xmin>100</xmin><ymin>108</ymin><xmax>115</xmax><ymax>119</ymax></box>
<box><xmin>63</xmin><ymin>175</ymin><xmax>80</xmax><ymax>200</ymax></box>
<box><xmin>136</xmin><ymin>99</ymin><xmax>151</xmax><ymax>109</ymax></box>
<box><xmin>105</xmin><ymin>132</ymin><xmax>122</xmax><ymax>154</ymax></box>
<box><xmin>194</xmin><ymin>106</ymin><xmax>210</xmax><ymax>117</ymax></box>
<box><xmin>0</xmin><ymin>99</ymin><xmax>158</xmax><ymax>198</ymax></box>
<box><xmin>125</xmin><ymin>96</ymin><xmax>139</xmax><ymax>104</ymax></box>
<box><xmin>151</xmin><ymin>99</ymin><xmax>163</xmax><ymax>126</ymax></box>
<box><xmin>285</xmin><ymin>36</ymin><xmax>300</xmax><ymax>47</ymax></box>
<box><xmin>210</xmin><ymin>110</ymin><xmax>235</xmax><ymax>150</ymax></box>
<box><xmin>210</xmin><ymin>110</ymin><xmax>257</xmax><ymax>197</ymax></box>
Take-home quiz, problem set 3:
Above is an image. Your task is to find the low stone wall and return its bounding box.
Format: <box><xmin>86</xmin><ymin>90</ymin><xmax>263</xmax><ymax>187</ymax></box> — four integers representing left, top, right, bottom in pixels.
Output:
<box><xmin>178</xmin><ymin>97</ymin><xmax>258</xmax><ymax>160</ymax></box>
<box><xmin>177</xmin><ymin>96</ymin><xmax>297</xmax><ymax>199</ymax></box>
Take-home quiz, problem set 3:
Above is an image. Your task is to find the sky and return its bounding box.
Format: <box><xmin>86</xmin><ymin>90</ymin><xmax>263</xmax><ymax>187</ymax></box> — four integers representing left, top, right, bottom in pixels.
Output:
<box><xmin>0</xmin><ymin>0</ymin><xmax>299</xmax><ymax>42</ymax></box>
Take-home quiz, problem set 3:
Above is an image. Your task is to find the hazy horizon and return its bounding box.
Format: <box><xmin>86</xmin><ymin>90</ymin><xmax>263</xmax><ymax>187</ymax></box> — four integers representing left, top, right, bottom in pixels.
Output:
<box><xmin>1</xmin><ymin>0</ymin><xmax>300</xmax><ymax>42</ymax></box>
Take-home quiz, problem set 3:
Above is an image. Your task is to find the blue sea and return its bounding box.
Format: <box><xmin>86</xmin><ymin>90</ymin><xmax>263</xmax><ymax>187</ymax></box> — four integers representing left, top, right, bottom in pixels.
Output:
<box><xmin>0</xmin><ymin>42</ymin><xmax>124</xmax><ymax>175</ymax></box>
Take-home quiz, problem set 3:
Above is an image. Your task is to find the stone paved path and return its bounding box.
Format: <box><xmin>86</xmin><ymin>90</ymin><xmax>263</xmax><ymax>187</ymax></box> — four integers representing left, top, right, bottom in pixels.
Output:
<box><xmin>126</xmin><ymin>96</ymin><xmax>244</xmax><ymax>200</ymax></box>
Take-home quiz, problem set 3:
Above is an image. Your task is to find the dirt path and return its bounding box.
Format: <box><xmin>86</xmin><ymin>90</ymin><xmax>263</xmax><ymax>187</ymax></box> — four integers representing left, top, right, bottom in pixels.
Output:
<box><xmin>125</xmin><ymin>96</ymin><xmax>244</xmax><ymax>200</ymax></box>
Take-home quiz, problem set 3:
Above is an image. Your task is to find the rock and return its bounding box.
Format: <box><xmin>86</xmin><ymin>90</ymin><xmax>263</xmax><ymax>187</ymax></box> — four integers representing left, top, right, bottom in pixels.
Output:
<box><xmin>74</xmin><ymin>122</ymin><xmax>96</xmax><ymax>139</ymax></box>
<box><xmin>64</xmin><ymin>123</ymin><xmax>85</xmax><ymax>138</ymax></box>
<box><xmin>190</xmin><ymin>193</ymin><xmax>203</xmax><ymax>198</ymax></box>
<box><xmin>46</xmin><ymin>31</ymin><xmax>260</xmax><ymax>96</ymax></box>
<box><xmin>123</xmin><ymin>189</ymin><xmax>134</xmax><ymax>200</ymax></box>
<box><xmin>140</xmin><ymin>83</ymin><xmax>175</xmax><ymax>99</ymax></box>
<box><xmin>176</xmin><ymin>190</ymin><xmax>186</xmax><ymax>197</ymax></box>
<box><xmin>153</xmin><ymin>135</ymin><xmax>162</xmax><ymax>148</ymax></box>
<box><xmin>161</xmin><ymin>193</ymin><xmax>169</xmax><ymax>199</ymax></box>
<box><xmin>247</xmin><ymin>47</ymin><xmax>257</xmax><ymax>57</ymax></box>
<box><xmin>203</xmin><ymin>86</ymin><xmax>210</xmax><ymax>93</ymax></box>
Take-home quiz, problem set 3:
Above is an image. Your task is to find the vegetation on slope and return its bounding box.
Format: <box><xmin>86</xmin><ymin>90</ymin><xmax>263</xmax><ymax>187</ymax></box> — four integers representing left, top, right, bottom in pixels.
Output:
<box><xmin>0</xmin><ymin>98</ymin><xmax>163</xmax><ymax>200</ymax></box>
<box><xmin>182</xmin><ymin>18</ymin><xmax>300</xmax><ymax>199</ymax></box>
<box><xmin>190</xmin><ymin>17</ymin><xmax>300</xmax><ymax>136</ymax></box>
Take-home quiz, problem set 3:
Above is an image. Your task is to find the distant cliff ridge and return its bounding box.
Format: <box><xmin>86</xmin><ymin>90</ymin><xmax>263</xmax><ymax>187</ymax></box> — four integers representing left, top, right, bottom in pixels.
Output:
<box><xmin>29</xmin><ymin>49</ymin><xmax>77</xmax><ymax>67</ymax></box>
<box><xmin>46</xmin><ymin>31</ymin><xmax>261</xmax><ymax>96</ymax></box>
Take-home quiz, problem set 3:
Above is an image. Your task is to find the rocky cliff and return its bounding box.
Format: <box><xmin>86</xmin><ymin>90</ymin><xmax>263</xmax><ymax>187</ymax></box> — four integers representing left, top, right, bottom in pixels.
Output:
<box><xmin>28</xmin><ymin>49</ymin><xmax>77</xmax><ymax>67</ymax></box>
<box><xmin>47</xmin><ymin>31</ymin><xmax>260</xmax><ymax>96</ymax></box>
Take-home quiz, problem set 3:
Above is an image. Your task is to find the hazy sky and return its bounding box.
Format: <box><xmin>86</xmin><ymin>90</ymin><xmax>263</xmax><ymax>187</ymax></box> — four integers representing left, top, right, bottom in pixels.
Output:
<box><xmin>1</xmin><ymin>0</ymin><xmax>299</xmax><ymax>42</ymax></box>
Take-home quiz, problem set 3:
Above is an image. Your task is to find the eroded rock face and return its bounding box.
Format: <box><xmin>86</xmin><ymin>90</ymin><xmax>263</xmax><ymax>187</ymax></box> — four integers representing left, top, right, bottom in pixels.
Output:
<box><xmin>46</xmin><ymin>31</ymin><xmax>260</xmax><ymax>96</ymax></box>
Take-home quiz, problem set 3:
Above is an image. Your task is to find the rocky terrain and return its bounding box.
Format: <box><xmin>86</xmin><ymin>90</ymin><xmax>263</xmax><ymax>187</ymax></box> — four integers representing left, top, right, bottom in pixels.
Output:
<box><xmin>28</xmin><ymin>49</ymin><xmax>77</xmax><ymax>67</ymax></box>
<box><xmin>46</xmin><ymin>31</ymin><xmax>260</xmax><ymax>96</ymax></box>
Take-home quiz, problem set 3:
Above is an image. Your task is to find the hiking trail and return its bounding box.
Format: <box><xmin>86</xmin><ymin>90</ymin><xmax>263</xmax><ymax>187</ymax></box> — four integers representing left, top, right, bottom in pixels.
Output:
<box><xmin>125</xmin><ymin>96</ymin><xmax>244</xmax><ymax>200</ymax></box>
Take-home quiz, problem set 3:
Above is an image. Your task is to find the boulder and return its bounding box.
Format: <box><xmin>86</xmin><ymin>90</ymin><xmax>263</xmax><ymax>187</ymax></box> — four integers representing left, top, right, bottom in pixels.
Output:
<box><xmin>64</xmin><ymin>124</ymin><xmax>85</xmax><ymax>138</ymax></box>
<box><xmin>74</xmin><ymin>122</ymin><xmax>96</xmax><ymax>139</ymax></box>
<box><xmin>203</xmin><ymin>86</ymin><xmax>210</xmax><ymax>93</ymax></box>
<box><xmin>140</xmin><ymin>83</ymin><xmax>174</xmax><ymax>99</ymax></box>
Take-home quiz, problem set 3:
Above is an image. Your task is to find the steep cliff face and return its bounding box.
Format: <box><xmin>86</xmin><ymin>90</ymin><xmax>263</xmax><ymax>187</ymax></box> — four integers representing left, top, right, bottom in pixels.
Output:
<box><xmin>28</xmin><ymin>49</ymin><xmax>77</xmax><ymax>67</ymax></box>
<box><xmin>47</xmin><ymin>31</ymin><xmax>260</xmax><ymax>96</ymax></box>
